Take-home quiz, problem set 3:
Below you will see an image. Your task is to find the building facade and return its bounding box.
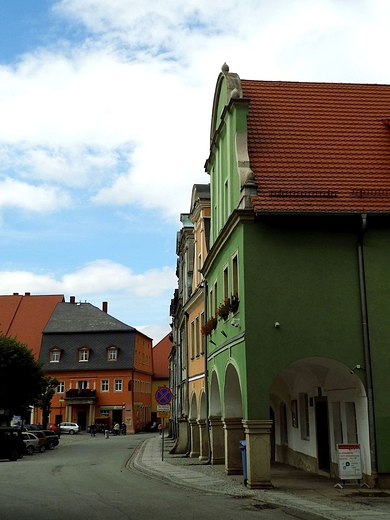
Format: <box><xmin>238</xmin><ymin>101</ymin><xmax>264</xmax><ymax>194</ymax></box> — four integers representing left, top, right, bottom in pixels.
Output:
<box><xmin>38</xmin><ymin>298</ymin><xmax>153</xmax><ymax>433</ymax></box>
<box><xmin>171</xmin><ymin>64</ymin><xmax>390</xmax><ymax>489</ymax></box>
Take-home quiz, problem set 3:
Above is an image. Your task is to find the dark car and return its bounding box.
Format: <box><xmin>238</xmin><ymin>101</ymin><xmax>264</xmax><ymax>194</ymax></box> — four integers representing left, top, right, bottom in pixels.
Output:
<box><xmin>23</xmin><ymin>424</ymin><xmax>42</xmax><ymax>431</ymax></box>
<box><xmin>25</xmin><ymin>430</ymin><xmax>47</xmax><ymax>453</ymax></box>
<box><xmin>0</xmin><ymin>427</ymin><xmax>26</xmax><ymax>461</ymax></box>
<box><xmin>41</xmin><ymin>430</ymin><xmax>59</xmax><ymax>450</ymax></box>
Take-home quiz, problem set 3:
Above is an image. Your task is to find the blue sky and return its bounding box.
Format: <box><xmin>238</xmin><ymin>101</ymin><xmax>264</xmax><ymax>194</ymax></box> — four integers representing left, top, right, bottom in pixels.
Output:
<box><xmin>0</xmin><ymin>0</ymin><xmax>388</xmax><ymax>344</ymax></box>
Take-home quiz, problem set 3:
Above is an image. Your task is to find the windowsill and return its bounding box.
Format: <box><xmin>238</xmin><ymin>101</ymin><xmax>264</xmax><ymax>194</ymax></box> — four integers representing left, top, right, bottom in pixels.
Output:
<box><xmin>78</xmin><ymin>360</ymin><xmax>89</xmax><ymax>362</ymax></box>
<box><xmin>50</xmin><ymin>360</ymin><xmax>59</xmax><ymax>363</ymax></box>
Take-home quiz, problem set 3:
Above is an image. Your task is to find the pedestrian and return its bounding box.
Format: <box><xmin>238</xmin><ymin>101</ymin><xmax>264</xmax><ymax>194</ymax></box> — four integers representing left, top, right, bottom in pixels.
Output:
<box><xmin>90</xmin><ymin>423</ymin><xmax>96</xmax><ymax>437</ymax></box>
<box><xmin>121</xmin><ymin>422</ymin><xmax>126</xmax><ymax>435</ymax></box>
<box><xmin>158</xmin><ymin>423</ymin><xmax>163</xmax><ymax>435</ymax></box>
<box><xmin>113</xmin><ymin>422</ymin><xmax>120</xmax><ymax>436</ymax></box>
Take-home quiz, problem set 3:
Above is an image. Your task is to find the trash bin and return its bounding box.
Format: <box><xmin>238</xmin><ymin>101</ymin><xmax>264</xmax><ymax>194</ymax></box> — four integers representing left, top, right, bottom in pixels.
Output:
<box><xmin>104</xmin><ymin>429</ymin><xmax>109</xmax><ymax>439</ymax></box>
<box><xmin>239</xmin><ymin>440</ymin><xmax>247</xmax><ymax>486</ymax></box>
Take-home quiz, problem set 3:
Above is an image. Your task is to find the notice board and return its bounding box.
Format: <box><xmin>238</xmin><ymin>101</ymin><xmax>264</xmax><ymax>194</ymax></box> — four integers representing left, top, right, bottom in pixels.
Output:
<box><xmin>337</xmin><ymin>444</ymin><xmax>362</xmax><ymax>480</ymax></box>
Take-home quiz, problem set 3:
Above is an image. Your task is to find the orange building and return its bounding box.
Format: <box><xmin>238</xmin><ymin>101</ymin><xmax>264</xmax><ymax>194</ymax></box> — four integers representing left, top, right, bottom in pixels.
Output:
<box><xmin>151</xmin><ymin>333</ymin><xmax>171</xmax><ymax>423</ymax></box>
<box><xmin>0</xmin><ymin>293</ymin><xmax>64</xmax><ymax>358</ymax></box>
<box><xmin>38</xmin><ymin>298</ymin><xmax>153</xmax><ymax>433</ymax></box>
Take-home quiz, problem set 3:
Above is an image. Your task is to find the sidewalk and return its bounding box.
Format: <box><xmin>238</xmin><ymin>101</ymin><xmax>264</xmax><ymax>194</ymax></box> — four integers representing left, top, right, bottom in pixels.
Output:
<box><xmin>130</xmin><ymin>434</ymin><xmax>390</xmax><ymax>520</ymax></box>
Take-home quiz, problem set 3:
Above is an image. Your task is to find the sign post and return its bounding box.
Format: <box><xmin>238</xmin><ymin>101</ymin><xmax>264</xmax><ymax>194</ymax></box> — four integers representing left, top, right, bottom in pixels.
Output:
<box><xmin>155</xmin><ymin>387</ymin><xmax>172</xmax><ymax>461</ymax></box>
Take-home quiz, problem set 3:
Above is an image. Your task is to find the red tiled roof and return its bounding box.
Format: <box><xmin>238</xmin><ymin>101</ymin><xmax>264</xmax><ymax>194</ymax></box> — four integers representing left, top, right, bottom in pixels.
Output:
<box><xmin>152</xmin><ymin>333</ymin><xmax>171</xmax><ymax>379</ymax></box>
<box><xmin>0</xmin><ymin>294</ymin><xmax>64</xmax><ymax>358</ymax></box>
<box><xmin>241</xmin><ymin>80</ymin><xmax>390</xmax><ymax>214</ymax></box>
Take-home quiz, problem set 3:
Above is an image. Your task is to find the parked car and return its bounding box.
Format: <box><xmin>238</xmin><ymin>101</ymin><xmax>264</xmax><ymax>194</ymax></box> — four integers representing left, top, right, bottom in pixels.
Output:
<box><xmin>0</xmin><ymin>427</ymin><xmax>26</xmax><ymax>461</ymax></box>
<box><xmin>46</xmin><ymin>423</ymin><xmax>58</xmax><ymax>432</ymax></box>
<box><xmin>23</xmin><ymin>424</ymin><xmax>42</xmax><ymax>431</ymax></box>
<box><xmin>59</xmin><ymin>422</ymin><xmax>79</xmax><ymax>435</ymax></box>
<box><xmin>41</xmin><ymin>430</ymin><xmax>59</xmax><ymax>450</ymax></box>
<box><xmin>22</xmin><ymin>432</ymin><xmax>40</xmax><ymax>455</ymax></box>
<box><xmin>26</xmin><ymin>430</ymin><xmax>47</xmax><ymax>452</ymax></box>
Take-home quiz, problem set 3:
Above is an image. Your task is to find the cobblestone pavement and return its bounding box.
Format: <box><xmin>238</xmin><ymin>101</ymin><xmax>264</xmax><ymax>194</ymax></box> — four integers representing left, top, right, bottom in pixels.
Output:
<box><xmin>130</xmin><ymin>434</ymin><xmax>390</xmax><ymax>520</ymax></box>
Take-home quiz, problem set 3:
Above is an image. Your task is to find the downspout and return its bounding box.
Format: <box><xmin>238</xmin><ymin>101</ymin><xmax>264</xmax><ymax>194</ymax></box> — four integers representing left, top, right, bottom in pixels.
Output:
<box><xmin>357</xmin><ymin>213</ymin><xmax>378</xmax><ymax>484</ymax></box>
<box><xmin>204</xmin><ymin>280</ymin><xmax>212</xmax><ymax>464</ymax></box>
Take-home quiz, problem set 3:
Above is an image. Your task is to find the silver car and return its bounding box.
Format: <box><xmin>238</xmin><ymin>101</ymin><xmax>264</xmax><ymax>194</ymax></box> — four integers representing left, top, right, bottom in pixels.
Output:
<box><xmin>59</xmin><ymin>422</ymin><xmax>79</xmax><ymax>435</ymax></box>
<box><xmin>22</xmin><ymin>432</ymin><xmax>40</xmax><ymax>455</ymax></box>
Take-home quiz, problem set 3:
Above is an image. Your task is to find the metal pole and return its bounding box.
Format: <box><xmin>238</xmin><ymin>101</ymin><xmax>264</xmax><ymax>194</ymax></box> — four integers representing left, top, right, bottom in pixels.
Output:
<box><xmin>161</xmin><ymin>418</ymin><xmax>165</xmax><ymax>461</ymax></box>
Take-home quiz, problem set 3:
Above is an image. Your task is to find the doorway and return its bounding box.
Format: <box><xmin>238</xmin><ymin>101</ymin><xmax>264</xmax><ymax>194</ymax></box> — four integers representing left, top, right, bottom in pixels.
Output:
<box><xmin>77</xmin><ymin>410</ymin><xmax>87</xmax><ymax>431</ymax></box>
<box><xmin>315</xmin><ymin>397</ymin><xmax>330</xmax><ymax>472</ymax></box>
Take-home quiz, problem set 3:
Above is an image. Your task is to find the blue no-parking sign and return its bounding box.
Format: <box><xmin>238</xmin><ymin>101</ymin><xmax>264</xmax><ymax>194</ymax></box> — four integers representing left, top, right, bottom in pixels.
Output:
<box><xmin>155</xmin><ymin>386</ymin><xmax>172</xmax><ymax>405</ymax></box>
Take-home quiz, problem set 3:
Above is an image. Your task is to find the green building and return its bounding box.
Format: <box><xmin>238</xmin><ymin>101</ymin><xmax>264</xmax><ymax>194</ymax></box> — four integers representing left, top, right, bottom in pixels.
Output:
<box><xmin>196</xmin><ymin>64</ymin><xmax>390</xmax><ymax>488</ymax></box>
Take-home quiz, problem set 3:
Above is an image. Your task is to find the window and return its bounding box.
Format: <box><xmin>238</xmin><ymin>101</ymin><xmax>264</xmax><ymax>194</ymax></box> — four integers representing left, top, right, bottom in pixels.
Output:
<box><xmin>280</xmin><ymin>402</ymin><xmax>288</xmax><ymax>445</ymax></box>
<box><xmin>195</xmin><ymin>316</ymin><xmax>200</xmax><ymax>357</ymax></box>
<box><xmin>232</xmin><ymin>254</ymin><xmax>238</xmax><ymax>296</ymax></box>
<box><xmin>223</xmin><ymin>265</ymin><xmax>229</xmax><ymax>300</ymax></box>
<box><xmin>101</xmin><ymin>380</ymin><xmax>109</xmax><ymax>392</ymax></box>
<box><xmin>191</xmin><ymin>321</ymin><xmax>195</xmax><ymax>359</ymax></box>
<box><xmin>78</xmin><ymin>348</ymin><xmax>89</xmax><ymax>362</ymax></box>
<box><xmin>346</xmin><ymin>402</ymin><xmax>358</xmax><ymax>444</ymax></box>
<box><xmin>78</xmin><ymin>381</ymin><xmax>88</xmax><ymax>390</ymax></box>
<box><xmin>50</xmin><ymin>348</ymin><xmax>61</xmax><ymax>362</ymax></box>
<box><xmin>107</xmin><ymin>347</ymin><xmax>118</xmax><ymax>361</ymax></box>
<box><xmin>299</xmin><ymin>393</ymin><xmax>310</xmax><ymax>440</ymax></box>
<box><xmin>332</xmin><ymin>402</ymin><xmax>342</xmax><ymax>447</ymax></box>
<box><xmin>200</xmin><ymin>312</ymin><xmax>205</xmax><ymax>354</ymax></box>
<box><xmin>56</xmin><ymin>382</ymin><xmax>65</xmax><ymax>393</ymax></box>
<box><xmin>114</xmin><ymin>379</ymin><xmax>123</xmax><ymax>392</ymax></box>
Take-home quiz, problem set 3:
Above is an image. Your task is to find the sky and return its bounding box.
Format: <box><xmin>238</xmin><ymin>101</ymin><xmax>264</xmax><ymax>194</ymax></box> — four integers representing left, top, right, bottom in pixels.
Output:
<box><xmin>0</xmin><ymin>0</ymin><xmax>389</xmax><ymax>344</ymax></box>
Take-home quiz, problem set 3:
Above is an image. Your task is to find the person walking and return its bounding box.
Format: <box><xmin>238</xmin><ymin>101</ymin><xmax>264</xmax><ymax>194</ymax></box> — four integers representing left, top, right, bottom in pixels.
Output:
<box><xmin>90</xmin><ymin>423</ymin><xmax>96</xmax><ymax>437</ymax></box>
<box><xmin>113</xmin><ymin>422</ymin><xmax>120</xmax><ymax>436</ymax></box>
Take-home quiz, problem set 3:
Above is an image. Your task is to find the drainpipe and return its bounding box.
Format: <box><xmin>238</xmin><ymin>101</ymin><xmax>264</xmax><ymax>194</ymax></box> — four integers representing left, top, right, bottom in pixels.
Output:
<box><xmin>203</xmin><ymin>280</ymin><xmax>212</xmax><ymax>464</ymax></box>
<box><xmin>357</xmin><ymin>213</ymin><xmax>378</xmax><ymax>483</ymax></box>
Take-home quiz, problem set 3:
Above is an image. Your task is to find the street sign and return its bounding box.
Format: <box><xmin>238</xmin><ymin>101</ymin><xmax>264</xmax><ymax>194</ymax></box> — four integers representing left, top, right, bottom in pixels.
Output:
<box><xmin>157</xmin><ymin>411</ymin><xmax>170</xmax><ymax>418</ymax></box>
<box><xmin>155</xmin><ymin>386</ymin><xmax>172</xmax><ymax>405</ymax></box>
<box><xmin>157</xmin><ymin>404</ymin><xmax>170</xmax><ymax>411</ymax></box>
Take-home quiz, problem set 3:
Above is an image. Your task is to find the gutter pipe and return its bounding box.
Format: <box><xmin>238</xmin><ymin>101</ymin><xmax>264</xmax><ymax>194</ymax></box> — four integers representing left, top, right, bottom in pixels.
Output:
<box><xmin>358</xmin><ymin>213</ymin><xmax>378</xmax><ymax>483</ymax></box>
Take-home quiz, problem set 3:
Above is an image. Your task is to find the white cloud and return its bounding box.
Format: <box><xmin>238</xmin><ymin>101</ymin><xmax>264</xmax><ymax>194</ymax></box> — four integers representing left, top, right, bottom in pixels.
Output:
<box><xmin>0</xmin><ymin>260</ymin><xmax>176</xmax><ymax>337</ymax></box>
<box><xmin>0</xmin><ymin>0</ymin><xmax>389</xmax><ymax>220</ymax></box>
<box><xmin>0</xmin><ymin>178</ymin><xmax>71</xmax><ymax>212</ymax></box>
<box><xmin>0</xmin><ymin>260</ymin><xmax>175</xmax><ymax>297</ymax></box>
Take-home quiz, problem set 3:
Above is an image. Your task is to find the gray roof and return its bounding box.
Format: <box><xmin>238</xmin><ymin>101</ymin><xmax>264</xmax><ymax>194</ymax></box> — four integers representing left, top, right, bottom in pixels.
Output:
<box><xmin>43</xmin><ymin>302</ymin><xmax>134</xmax><ymax>333</ymax></box>
<box><xmin>39</xmin><ymin>302</ymin><xmax>136</xmax><ymax>371</ymax></box>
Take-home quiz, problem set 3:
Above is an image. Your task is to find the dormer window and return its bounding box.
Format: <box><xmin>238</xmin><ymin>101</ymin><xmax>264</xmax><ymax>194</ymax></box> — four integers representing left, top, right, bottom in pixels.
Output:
<box><xmin>107</xmin><ymin>346</ymin><xmax>118</xmax><ymax>361</ymax></box>
<box><xmin>78</xmin><ymin>347</ymin><xmax>90</xmax><ymax>362</ymax></box>
<box><xmin>50</xmin><ymin>348</ymin><xmax>61</xmax><ymax>363</ymax></box>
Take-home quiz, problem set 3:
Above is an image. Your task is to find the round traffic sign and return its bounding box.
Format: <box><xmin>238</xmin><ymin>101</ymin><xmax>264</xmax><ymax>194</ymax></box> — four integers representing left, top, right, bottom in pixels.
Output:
<box><xmin>155</xmin><ymin>386</ymin><xmax>172</xmax><ymax>405</ymax></box>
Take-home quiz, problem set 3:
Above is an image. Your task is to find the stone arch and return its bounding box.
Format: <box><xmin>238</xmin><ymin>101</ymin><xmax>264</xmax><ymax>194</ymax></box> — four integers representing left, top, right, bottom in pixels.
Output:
<box><xmin>224</xmin><ymin>361</ymin><xmax>243</xmax><ymax>418</ymax></box>
<box><xmin>210</xmin><ymin>369</ymin><xmax>222</xmax><ymax>417</ymax></box>
<box><xmin>189</xmin><ymin>392</ymin><xmax>200</xmax><ymax>458</ymax></box>
<box><xmin>223</xmin><ymin>362</ymin><xmax>244</xmax><ymax>475</ymax></box>
<box><xmin>209</xmin><ymin>369</ymin><xmax>225</xmax><ymax>465</ymax></box>
<box><xmin>270</xmin><ymin>356</ymin><xmax>371</xmax><ymax>481</ymax></box>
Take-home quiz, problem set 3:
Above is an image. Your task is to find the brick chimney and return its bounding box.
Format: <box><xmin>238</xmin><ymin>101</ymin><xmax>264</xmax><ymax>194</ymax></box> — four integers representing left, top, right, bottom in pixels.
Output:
<box><xmin>102</xmin><ymin>301</ymin><xmax>108</xmax><ymax>313</ymax></box>
<box><xmin>70</xmin><ymin>296</ymin><xmax>76</xmax><ymax>304</ymax></box>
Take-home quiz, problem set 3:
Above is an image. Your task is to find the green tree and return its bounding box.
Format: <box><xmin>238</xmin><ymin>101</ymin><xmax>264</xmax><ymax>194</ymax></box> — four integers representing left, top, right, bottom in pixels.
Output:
<box><xmin>35</xmin><ymin>376</ymin><xmax>59</xmax><ymax>428</ymax></box>
<box><xmin>0</xmin><ymin>334</ymin><xmax>44</xmax><ymax>423</ymax></box>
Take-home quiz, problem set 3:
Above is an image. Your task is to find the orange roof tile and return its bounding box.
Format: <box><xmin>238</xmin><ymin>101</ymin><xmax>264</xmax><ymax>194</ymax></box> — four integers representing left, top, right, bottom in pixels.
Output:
<box><xmin>0</xmin><ymin>294</ymin><xmax>64</xmax><ymax>358</ymax></box>
<box><xmin>241</xmin><ymin>80</ymin><xmax>390</xmax><ymax>214</ymax></box>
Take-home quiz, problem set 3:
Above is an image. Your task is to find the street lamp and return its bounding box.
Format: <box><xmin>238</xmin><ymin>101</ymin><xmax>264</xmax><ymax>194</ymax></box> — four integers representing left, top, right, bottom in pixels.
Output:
<box><xmin>58</xmin><ymin>398</ymin><xmax>64</xmax><ymax>438</ymax></box>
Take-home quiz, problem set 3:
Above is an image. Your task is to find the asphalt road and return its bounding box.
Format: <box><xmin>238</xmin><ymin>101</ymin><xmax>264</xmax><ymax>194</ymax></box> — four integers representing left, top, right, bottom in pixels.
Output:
<box><xmin>0</xmin><ymin>432</ymin><xmax>325</xmax><ymax>520</ymax></box>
